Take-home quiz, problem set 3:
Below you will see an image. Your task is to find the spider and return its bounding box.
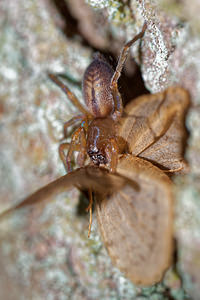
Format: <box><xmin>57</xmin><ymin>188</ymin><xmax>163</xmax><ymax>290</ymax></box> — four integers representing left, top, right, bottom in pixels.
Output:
<box><xmin>49</xmin><ymin>23</ymin><xmax>147</xmax><ymax>174</ymax></box>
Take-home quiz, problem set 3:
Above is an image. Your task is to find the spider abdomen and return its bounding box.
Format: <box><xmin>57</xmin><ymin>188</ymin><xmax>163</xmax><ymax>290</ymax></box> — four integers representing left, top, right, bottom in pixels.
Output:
<box><xmin>83</xmin><ymin>54</ymin><xmax>114</xmax><ymax>118</ymax></box>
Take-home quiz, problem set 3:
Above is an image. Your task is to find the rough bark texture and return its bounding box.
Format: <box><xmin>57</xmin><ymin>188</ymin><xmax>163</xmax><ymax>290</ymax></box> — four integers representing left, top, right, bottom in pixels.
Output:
<box><xmin>0</xmin><ymin>0</ymin><xmax>200</xmax><ymax>299</ymax></box>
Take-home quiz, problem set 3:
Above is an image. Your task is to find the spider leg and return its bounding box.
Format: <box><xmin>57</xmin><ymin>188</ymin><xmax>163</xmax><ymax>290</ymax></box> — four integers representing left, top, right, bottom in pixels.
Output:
<box><xmin>77</xmin><ymin>127</ymin><xmax>87</xmax><ymax>167</ymax></box>
<box><xmin>59</xmin><ymin>142</ymin><xmax>81</xmax><ymax>171</ymax></box>
<box><xmin>66</xmin><ymin>126</ymin><xmax>87</xmax><ymax>172</ymax></box>
<box><xmin>110</xmin><ymin>23</ymin><xmax>147</xmax><ymax>120</ymax></box>
<box><xmin>59</xmin><ymin>114</ymin><xmax>89</xmax><ymax>171</ymax></box>
<box><xmin>49</xmin><ymin>73</ymin><xmax>92</xmax><ymax>117</ymax></box>
<box><xmin>63</xmin><ymin>114</ymin><xmax>84</xmax><ymax>138</ymax></box>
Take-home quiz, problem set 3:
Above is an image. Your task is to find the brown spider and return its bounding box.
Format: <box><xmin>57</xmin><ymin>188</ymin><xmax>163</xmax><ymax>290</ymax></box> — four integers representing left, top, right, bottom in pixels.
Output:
<box><xmin>49</xmin><ymin>23</ymin><xmax>147</xmax><ymax>174</ymax></box>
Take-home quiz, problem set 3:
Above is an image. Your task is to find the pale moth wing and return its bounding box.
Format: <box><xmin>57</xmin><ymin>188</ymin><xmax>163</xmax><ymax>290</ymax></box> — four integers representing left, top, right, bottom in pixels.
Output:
<box><xmin>96</xmin><ymin>154</ymin><xmax>173</xmax><ymax>286</ymax></box>
<box><xmin>119</xmin><ymin>87</ymin><xmax>190</xmax><ymax>171</ymax></box>
<box><xmin>0</xmin><ymin>166</ymin><xmax>126</xmax><ymax>217</ymax></box>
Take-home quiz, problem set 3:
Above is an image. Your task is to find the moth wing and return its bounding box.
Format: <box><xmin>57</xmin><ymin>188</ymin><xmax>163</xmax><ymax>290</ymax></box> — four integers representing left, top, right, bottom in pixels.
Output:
<box><xmin>0</xmin><ymin>166</ymin><xmax>125</xmax><ymax>218</ymax></box>
<box><xmin>119</xmin><ymin>87</ymin><xmax>189</xmax><ymax>171</ymax></box>
<box><xmin>0</xmin><ymin>168</ymin><xmax>127</xmax><ymax>299</ymax></box>
<box><xmin>96</xmin><ymin>154</ymin><xmax>173</xmax><ymax>286</ymax></box>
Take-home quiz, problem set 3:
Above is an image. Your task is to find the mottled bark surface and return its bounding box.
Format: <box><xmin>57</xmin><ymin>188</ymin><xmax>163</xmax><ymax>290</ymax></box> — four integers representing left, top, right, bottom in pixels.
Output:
<box><xmin>0</xmin><ymin>0</ymin><xmax>200</xmax><ymax>299</ymax></box>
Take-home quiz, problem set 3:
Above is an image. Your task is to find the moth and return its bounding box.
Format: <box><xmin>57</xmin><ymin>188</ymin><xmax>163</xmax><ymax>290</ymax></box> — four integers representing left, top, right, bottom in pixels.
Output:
<box><xmin>0</xmin><ymin>23</ymin><xmax>190</xmax><ymax>286</ymax></box>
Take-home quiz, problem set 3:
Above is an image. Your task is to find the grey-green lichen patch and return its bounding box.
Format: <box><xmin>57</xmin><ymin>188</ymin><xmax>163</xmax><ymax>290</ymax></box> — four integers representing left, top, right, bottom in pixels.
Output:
<box><xmin>86</xmin><ymin>0</ymin><xmax>134</xmax><ymax>28</ymax></box>
<box><xmin>107</xmin><ymin>1</ymin><xmax>132</xmax><ymax>24</ymax></box>
<box><xmin>86</xmin><ymin>0</ymin><xmax>135</xmax><ymax>20</ymax></box>
<box><xmin>86</xmin><ymin>0</ymin><xmax>122</xmax><ymax>12</ymax></box>
<box><xmin>160</xmin><ymin>0</ymin><xmax>200</xmax><ymax>35</ymax></box>
<box><xmin>0</xmin><ymin>26</ymin><xmax>26</xmax><ymax>83</ymax></box>
<box><xmin>169</xmin><ymin>27</ymin><xmax>200</xmax><ymax>104</ymax></box>
<box><xmin>186</xmin><ymin>108</ymin><xmax>200</xmax><ymax>175</ymax></box>
<box><xmin>176</xmin><ymin>183</ymin><xmax>200</xmax><ymax>239</ymax></box>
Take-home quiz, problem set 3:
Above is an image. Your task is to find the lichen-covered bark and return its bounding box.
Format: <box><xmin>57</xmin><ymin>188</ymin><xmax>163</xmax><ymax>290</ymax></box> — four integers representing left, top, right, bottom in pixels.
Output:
<box><xmin>0</xmin><ymin>0</ymin><xmax>199</xmax><ymax>299</ymax></box>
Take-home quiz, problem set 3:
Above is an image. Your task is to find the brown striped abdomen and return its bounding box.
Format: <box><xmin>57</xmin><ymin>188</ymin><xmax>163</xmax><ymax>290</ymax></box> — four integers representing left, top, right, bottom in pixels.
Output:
<box><xmin>83</xmin><ymin>55</ymin><xmax>114</xmax><ymax>117</ymax></box>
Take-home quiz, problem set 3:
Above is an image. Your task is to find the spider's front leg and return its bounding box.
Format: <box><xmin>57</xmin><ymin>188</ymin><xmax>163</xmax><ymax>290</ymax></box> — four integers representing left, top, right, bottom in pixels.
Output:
<box><xmin>59</xmin><ymin>125</ymin><xmax>87</xmax><ymax>172</ymax></box>
<box><xmin>63</xmin><ymin>114</ymin><xmax>84</xmax><ymax>139</ymax></box>
<box><xmin>110</xmin><ymin>23</ymin><xmax>147</xmax><ymax>120</ymax></box>
<box><xmin>49</xmin><ymin>73</ymin><xmax>91</xmax><ymax>117</ymax></box>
